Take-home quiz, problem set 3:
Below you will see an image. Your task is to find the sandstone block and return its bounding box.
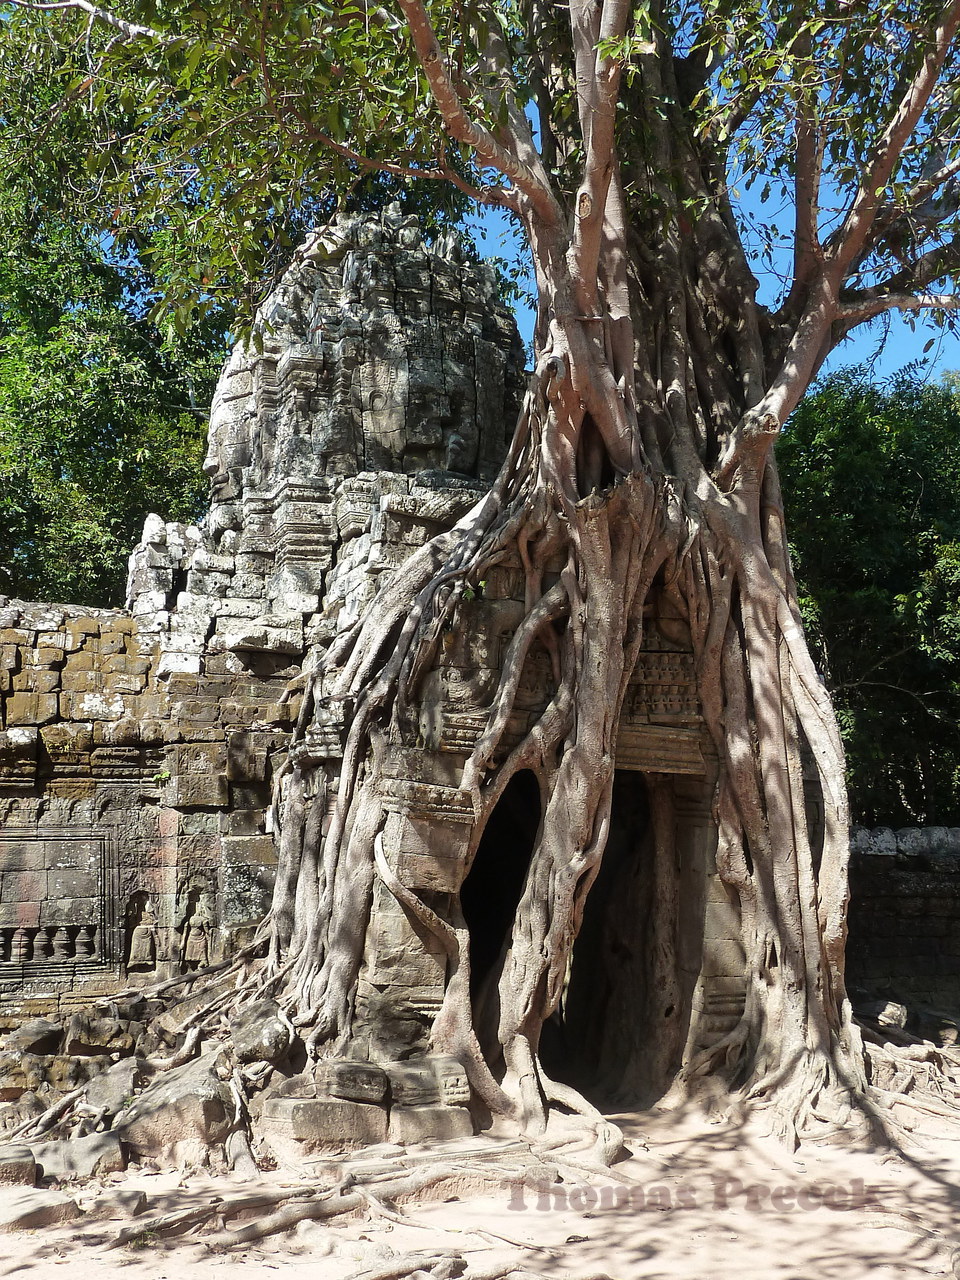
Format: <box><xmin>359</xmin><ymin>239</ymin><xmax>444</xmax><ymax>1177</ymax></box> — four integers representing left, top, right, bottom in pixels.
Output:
<box><xmin>45</xmin><ymin>1055</ymin><xmax>111</xmax><ymax>1095</ymax></box>
<box><xmin>60</xmin><ymin>690</ymin><xmax>127</xmax><ymax>721</ymax></box>
<box><xmin>114</xmin><ymin>1049</ymin><xmax>238</xmax><ymax>1166</ymax></box>
<box><xmin>260</xmin><ymin>1097</ymin><xmax>388</xmax><ymax>1146</ymax></box>
<box><xmin>0</xmin><ymin>1189</ymin><xmax>80</xmax><ymax>1231</ymax></box>
<box><xmin>84</xmin><ymin>1057</ymin><xmax>152</xmax><ymax>1117</ymax></box>
<box><xmin>263</xmin><ymin>1071</ymin><xmax>316</xmax><ymax>1101</ymax></box>
<box><xmin>165</xmin><ymin>773</ymin><xmax>228</xmax><ymax>808</ymax></box>
<box><xmin>131</xmin><ymin>590</ymin><xmax>168</xmax><ymax>615</ymax></box>
<box><xmin>66</xmin><ymin>616</ymin><xmax>100</xmax><ymax>636</ymax></box>
<box><xmin>386</xmin><ymin>1061</ymin><xmax>440</xmax><ymax>1106</ymax></box>
<box><xmin>156</xmin><ymin>652</ymin><xmax>202</xmax><ymax>678</ymax></box>
<box><xmin>1</xmin><ymin>1020</ymin><xmax>62</xmax><ymax>1055</ymax></box>
<box><xmin>5</xmin><ymin>693</ymin><xmax>58</xmax><ymax>726</ymax></box>
<box><xmin>228</xmin><ymin>999</ymin><xmax>294</xmax><ymax>1064</ymax></box>
<box><xmin>64</xmin><ymin>1013</ymin><xmax>137</xmax><ymax>1057</ymax></box>
<box><xmin>0</xmin><ymin>629</ymin><xmax>34</xmax><ymax>647</ymax></box>
<box><xmin>0</xmin><ymin>1147</ymin><xmax>35</xmax><ymax>1187</ymax></box>
<box><xmin>387</xmin><ymin>1105</ymin><xmax>474</xmax><ymax>1143</ymax></box>
<box><xmin>220</xmin><ymin>809</ymin><xmax>265</xmax><ymax>837</ymax></box>
<box><xmin>317</xmin><ymin>1060</ymin><xmax>388</xmax><ymax>1105</ymax></box>
<box><xmin>220</xmin><ymin>863</ymin><xmax>273</xmax><ymax>926</ymax></box>
<box><xmin>0</xmin><ymin>1055</ymin><xmax>33</xmax><ymax>1100</ymax></box>
<box><xmin>40</xmin><ymin>722</ymin><xmax>93</xmax><ymax>754</ymax></box>
<box><xmin>30</xmin><ymin>1131</ymin><xmax>125</xmax><ymax>1181</ymax></box>
<box><xmin>83</xmin><ymin>1187</ymin><xmax>147</xmax><ymax>1220</ymax></box>
<box><xmin>100</xmin><ymin>654</ymin><xmax>151</xmax><ymax>677</ymax></box>
<box><xmin>225</xmin><ymin>729</ymin><xmax>269</xmax><ymax>781</ymax></box>
<box><xmin>12</xmin><ymin>670</ymin><xmax>60</xmax><ymax>695</ymax></box>
<box><xmin>431</xmin><ymin>1057</ymin><xmax>470</xmax><ymax>1106</ymax></box>
<box><xmin>221</xmin><ymin>835</ymin><xmax>276</xmax><ymax>866</ymax></box>
<box><xmin>700</xmin><ymin>937</ymin><xmax>747</xmax><ymax>977</ymax></box>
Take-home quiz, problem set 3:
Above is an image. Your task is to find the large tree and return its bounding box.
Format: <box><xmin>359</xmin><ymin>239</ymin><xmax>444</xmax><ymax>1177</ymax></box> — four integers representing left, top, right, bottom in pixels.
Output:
<box><xmin>7</xmin><ymin>0</ymin><xmax>960</xmax><ymax>1141</ymax></box>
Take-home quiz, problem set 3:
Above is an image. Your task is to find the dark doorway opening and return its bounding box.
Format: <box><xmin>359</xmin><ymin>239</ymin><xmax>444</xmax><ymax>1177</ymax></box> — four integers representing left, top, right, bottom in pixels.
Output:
<box><xmin>460</xmin><ymin>769</ymin><xmax>541</xmax><ymax>1000</ymax></box>
<box><xmin>540</xmin><ymin>769</ymin><xmax>651</xmax><ymax>1096</ymax></box>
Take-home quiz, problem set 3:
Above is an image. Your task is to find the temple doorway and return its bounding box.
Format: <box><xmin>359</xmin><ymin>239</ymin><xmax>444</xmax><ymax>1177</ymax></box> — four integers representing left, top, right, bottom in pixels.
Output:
<box><xmin>541</xmin><ymin>769</ymin><xmax>653</xmax><ymax>1097</ymax></box>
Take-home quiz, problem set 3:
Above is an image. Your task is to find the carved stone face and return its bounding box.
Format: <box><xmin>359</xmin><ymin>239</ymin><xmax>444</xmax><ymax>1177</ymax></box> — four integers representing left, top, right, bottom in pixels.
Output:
<box><xmin>202</xmin><ymin>209</ymin><xmax>524</xmax><ymax>513</ymax></box>
<box><xmin>204</xmin><ymin>352</ymin><xmax>254</xmax><ymax>490</ymax></box>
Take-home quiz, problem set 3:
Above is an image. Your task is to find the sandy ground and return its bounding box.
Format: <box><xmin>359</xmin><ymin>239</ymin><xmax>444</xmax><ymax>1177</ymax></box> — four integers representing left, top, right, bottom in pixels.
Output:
<box><xmin>0</xmin><ymin>1107</ymin><xmax>958</xmax><ymax>1280</ymax></box>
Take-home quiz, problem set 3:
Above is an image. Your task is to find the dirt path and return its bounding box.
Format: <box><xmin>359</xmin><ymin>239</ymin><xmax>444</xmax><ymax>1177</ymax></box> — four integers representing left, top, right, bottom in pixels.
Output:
<box><xmin>0</xmin><ymin>1109</ymin><xmax>957</xmax><ymax>1279</ymax></box>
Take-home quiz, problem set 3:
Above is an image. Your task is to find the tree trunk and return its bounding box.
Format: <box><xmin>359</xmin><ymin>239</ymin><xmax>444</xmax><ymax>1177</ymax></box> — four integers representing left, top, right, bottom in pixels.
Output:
<box><xmin>256</xmin><ymin>27</ymin><xmax>867</xmax><ymax>1146</ymax></box>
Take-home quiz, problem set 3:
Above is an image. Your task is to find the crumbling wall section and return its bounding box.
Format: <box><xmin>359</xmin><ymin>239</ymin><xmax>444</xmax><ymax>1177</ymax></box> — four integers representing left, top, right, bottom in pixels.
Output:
<box><xmin>847</xmin><ymin>825</ymin><xmax>960</xmax><ymax>1011</ymax></box>
<box><xmin>0</xmin><ymin>593</ymin><xmax>293</xmax><ymax>1011</ymax></box>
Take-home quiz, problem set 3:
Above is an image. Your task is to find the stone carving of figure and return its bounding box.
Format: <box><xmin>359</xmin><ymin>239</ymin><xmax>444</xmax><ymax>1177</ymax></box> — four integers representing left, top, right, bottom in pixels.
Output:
<box><xmin>197</xmin><ymin>207</ymin><xmax>523</xmax><ymax>504</ymax></box>
<box><xmin>181</xmin><ymin>892</ymin><xmax>214</xmax><ymax>971</ymax></box>
<box><xmin>127</xmin><ymin>904</ymin><xmax>158</xmax><ymax>972</ymax></box>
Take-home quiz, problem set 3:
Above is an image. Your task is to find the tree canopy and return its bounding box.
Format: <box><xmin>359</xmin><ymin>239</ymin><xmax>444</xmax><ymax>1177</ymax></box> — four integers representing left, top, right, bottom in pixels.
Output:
<box><xmin>4</xmin><ymin>0</ymin><xmax>960</xmax><ymax>351</ymax></box>
<box><xmin>0</xmin><ymin>177</ymin><xmax>226</xmax><ymax>605</ymax></box>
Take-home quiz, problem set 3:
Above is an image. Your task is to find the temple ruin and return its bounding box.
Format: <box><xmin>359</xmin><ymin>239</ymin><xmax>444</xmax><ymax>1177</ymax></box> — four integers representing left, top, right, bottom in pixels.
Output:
<box><xmin>0</xmin><ymin>205</ymin><xmax>842</xmax><ymax>1145</ymax></box>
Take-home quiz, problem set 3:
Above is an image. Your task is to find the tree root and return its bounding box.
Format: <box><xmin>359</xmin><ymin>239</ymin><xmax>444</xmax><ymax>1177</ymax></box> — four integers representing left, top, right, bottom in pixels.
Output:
<box><xmin>198</xmin><ymin>1161</ymin><xmax>514</xmax><ymax>1251</ymax></box>
<box><xmin>3</xmin><ymin>1086</ymin><xmax>86</xmax><ymax>1143</ymax></box>
<box><xmin>344</xmin><ymin>1255</ymin><xmax>614</xmax><ymax>1280</ymax></box>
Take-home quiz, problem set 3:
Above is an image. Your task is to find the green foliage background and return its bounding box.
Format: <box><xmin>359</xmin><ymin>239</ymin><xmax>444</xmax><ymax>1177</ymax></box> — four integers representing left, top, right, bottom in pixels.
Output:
<box><xmin>779</xmin><ymin>370</ymin><xmax>960</xmax><ymax>828</ymax></box>
<box><xmin>0</xmin><ymin>3</ymin><xmax>477</xmax><ymax>608</ymax></box>
<box><xmin>0</xmin><ymin>195</ymin><xmax>225</xmax><ymax>606</ymax></box>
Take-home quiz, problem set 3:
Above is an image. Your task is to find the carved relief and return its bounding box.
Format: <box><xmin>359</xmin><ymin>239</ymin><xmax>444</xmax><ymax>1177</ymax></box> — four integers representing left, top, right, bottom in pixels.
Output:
<box><xmin>178</xmin><ymin>886</ymin><xmax>215</xmax><ymax>972</ymax></box>
<box><xmin>126</xmin><ymin>892</ymin><xmax>158</xmax><ymax>972</ymax></box>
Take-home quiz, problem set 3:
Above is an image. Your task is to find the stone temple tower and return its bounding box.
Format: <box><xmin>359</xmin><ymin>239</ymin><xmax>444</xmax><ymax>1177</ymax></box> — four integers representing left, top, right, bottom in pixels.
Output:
<box><xmin>0</xmin><ymin>203</ymin><xmax>524</xmax><ymax>999</ymax></box>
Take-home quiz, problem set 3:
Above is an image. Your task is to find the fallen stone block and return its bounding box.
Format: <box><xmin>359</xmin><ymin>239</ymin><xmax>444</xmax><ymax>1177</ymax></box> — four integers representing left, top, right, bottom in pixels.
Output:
<box><xmin>263</xmin><ymin>1071</ymin><xmax>316</xmax><ymax>1101</ymax></box>
<box><xmin>857</xmin><ymin>999</ymin><xmax>909</xmax><ymax>1029</ymax></box>
<box><xmin>64</xmin><ymin>1013</ymin><xmax>138</xmax><ymax>1057</ymax></box>
<box><xmin>45</xmin><ymin>1054</ymin><xmax>111</xmax><ymax>1094</ymax></box>
<box><xmin>0</xmin><ymin>1188</ymin><xmax>80</xmax><ymax>1231</ymax></box>
<box><xmin>83</xmin><ymin>1057</ymin><xmax>153</xmax><ymax>1118</ymax></box>
<box><xmin>229</xmin><ymin>999</ymin><xmax>294</xmax><ymax>1064</ymax></box>
<box><xmin>388</xmin><ymin>1105</ymin><xmax>474</xmax><ymax>1144</ymax></box>
<box><xmin>0</xmin><ymin>1094</ymin><xmax>43</xmax><ymax>1135</ymax></box>
<box><xmin>260</xmin><ymin>1096</ymin><xmax>388</xmax><ymax>1148</ymax></box>
<box><xmin>0</xmin><ymin>1147</ymin><xmax>35</xmax><ymax>1186</ymax></box>
<box><xmin>30</xmin><ymin>1131</ymin><xmax>125</xmax><ymax>1181</ymax></box>
<box><xmin>113</xmin><ymin>1049</ymin><xmax>239</xmax><ymax>1167</ymax></box>
<box><xmin>83</xmin><ymin>1188</ymin><xmax>147</xmax><ymax>1220</ymax></box>
<box><xmin>0</xmin><ymin>1055</ymin><xmax>31</xmax><ymax>1101</ymax></box>
<box><xmin>1</xmin><ymin>1020</ymin><xmax>62</xmax><ymax>1056</ymax></box>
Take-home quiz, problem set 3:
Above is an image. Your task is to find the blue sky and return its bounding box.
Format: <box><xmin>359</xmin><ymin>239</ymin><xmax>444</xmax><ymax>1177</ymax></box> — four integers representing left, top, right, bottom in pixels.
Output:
<box><xmin>469</xmin><ymin>205</ymin><xmax>960</xmax><ymax>387</ymax></box>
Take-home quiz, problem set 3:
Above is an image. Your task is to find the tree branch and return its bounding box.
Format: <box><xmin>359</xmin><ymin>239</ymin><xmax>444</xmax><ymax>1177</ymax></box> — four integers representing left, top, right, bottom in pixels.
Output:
<box><xmin>843</xmin><ymin>230</ymin><xmax>960</xmax><ymax>303</ymax></box>
<box><xmin>833</xmin><ymin>0</ymin><xmax>960</xmax><ymax>271</ymax></box>
<box><xmin>567</xmin><ymin>0</ymin><xmax>631</xmax><ymax>309</ymax></box>
<box><xmin>715</xmin><ymin>276</ymin><xmax>838</xmax><ymax>484</ymax></box>
<box><xmin>258</xmin><ymin>32</ymin><xmax>511</xmax><ymax>211</ymax></box>
<box><xmin>837</xmin><ymin>291</ymin><xmax>960</xmax><ymax>324</ymax></box>
<box><xmin>395</xmin><ymin>0</ymin><xmax>559</xmax><ymax>222</ymax></box>
<box><xmin>782</xmin><ymin>43</ymin><xmax>825</xmax><ymax>321</ymax></box>
<box><xmin>7</xmin><ymin>0</ymin><xmax>171</xmax><ymax>43</ymax></box>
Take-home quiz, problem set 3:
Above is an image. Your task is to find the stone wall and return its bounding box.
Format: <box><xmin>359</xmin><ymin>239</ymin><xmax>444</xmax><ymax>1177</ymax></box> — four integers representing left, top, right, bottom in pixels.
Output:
<box><xmin>847</xmin><ymin>826</ymin><xmax>960</xmax><ymax>1011</ymax></box>
<box><xmin>0</xmin><ymin>594</ymin><xmax>294</xmax><ymax>1006</ymax></box>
